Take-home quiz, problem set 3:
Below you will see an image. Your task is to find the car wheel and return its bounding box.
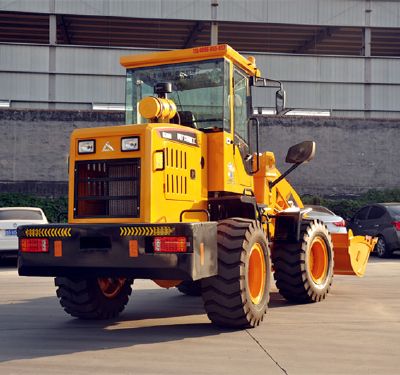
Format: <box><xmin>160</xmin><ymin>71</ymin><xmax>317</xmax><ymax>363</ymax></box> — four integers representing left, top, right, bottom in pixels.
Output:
<box><xmin>375</xmin><ymin>236</ymin><xmax>391</xmax><ymax>258</ymax></box>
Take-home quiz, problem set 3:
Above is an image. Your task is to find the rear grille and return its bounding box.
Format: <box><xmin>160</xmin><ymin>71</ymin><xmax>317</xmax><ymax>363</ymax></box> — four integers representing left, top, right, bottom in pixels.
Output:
<box><xmin>74</xmin><ymin>159</ymin><xmax>140</xmax><ymax>218</ymax></box>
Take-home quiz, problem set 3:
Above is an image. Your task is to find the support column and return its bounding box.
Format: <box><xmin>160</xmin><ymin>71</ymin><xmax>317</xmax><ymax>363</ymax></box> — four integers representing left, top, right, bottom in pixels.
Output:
<box><xmin>363</xmin><ymin>0</ymin><xmax>372</xmax><ymax>118</ymax></box>
<box><xmin>49</xmin><ymin>0</ymin><xmax>56</xmax><ymax>109</ymax></box>
<box><xmin>211</xmin><ymin>0</ymin><xmax>218</xmax><ymax>46</ymax></box>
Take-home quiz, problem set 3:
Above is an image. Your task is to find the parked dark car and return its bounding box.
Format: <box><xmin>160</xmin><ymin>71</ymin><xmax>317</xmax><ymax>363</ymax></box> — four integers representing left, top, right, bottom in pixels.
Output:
<box><xmin>346</xmin><ymin>203</ymin><xmax>400</xmax><ymax>258</ymax></box>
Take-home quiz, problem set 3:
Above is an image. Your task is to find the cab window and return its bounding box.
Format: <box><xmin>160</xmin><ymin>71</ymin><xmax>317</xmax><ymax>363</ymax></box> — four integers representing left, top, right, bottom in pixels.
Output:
<box><xmin>233</xmin><ymin>70</ymin><xmax>249</xmax><ymax>143</ymax></box>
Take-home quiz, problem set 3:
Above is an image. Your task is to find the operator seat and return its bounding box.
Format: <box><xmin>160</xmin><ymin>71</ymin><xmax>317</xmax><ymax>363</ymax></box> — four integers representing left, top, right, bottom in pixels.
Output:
<box><xmin>173</xmin><ymin>111</ymin><xmax>196</xmax><ymax>128</ymax></box>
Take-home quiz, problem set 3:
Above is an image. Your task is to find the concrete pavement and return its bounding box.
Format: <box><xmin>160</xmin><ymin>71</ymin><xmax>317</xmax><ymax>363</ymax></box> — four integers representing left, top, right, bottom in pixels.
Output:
<box><xmin>0</xmin><ymin>254</ymin><xmax>399</xmax><ymax>375</ymax></box>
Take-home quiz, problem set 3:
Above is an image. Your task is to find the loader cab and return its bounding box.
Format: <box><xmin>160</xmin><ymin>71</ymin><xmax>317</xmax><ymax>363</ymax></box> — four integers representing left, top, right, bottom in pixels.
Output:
<box><xmin>121</xmin><ymin>45</ymin><xmax>261</xmax><ymax>193</ymax></box>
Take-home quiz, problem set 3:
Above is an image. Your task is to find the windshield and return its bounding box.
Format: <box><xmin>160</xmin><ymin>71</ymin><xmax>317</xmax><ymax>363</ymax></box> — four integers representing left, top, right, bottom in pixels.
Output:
<box><xmin>125</xmin><ymin>58</ymin><xmax>231</xmax><ymax>132</ymax></box>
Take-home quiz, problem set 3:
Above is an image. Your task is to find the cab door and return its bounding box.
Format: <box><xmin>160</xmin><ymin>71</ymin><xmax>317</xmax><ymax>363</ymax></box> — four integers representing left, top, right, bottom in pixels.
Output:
<box><xmin>232</xmin><ymin>69</ymin><xmax>252</xmax><ymax>187</ymax></box>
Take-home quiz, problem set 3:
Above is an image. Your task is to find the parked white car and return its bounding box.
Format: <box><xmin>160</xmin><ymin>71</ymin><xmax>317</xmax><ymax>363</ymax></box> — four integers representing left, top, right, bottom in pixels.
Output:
<box><xmin>304</xmin><ymin>205</ymin><xmax>347</xmax><ymax>234</ymax></box>
<box><xmin>0</xmin><ymin>207</ymin><xmax>48</xmax><ymax>256</ymax></box>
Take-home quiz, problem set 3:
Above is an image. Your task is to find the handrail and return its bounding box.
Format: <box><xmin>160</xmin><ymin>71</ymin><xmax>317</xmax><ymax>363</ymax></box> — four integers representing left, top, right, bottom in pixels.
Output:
<box><xmin>179</xmin><ymin>209</ymin><xmax>211</xmax><ymax>222</ymax></box>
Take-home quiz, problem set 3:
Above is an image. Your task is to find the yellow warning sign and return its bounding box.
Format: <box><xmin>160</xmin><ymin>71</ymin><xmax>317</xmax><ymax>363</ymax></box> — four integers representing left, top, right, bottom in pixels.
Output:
<box><xmin>120</xmin><ymin>226</ymin><xmax>173</xmax><ymax>236</ymax></box>
<box><xmin>25</xmin><ymin>228</ymin><xmax>72</xmax><ymax>238</ymax></box>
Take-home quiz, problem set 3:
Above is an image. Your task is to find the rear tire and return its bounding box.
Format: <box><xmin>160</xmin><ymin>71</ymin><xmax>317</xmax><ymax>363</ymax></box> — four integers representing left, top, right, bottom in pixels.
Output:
<box><xmin>273</xmin><ymin>219</ymin><xmax>334</xmax><ymax>303</ymax></box>
<box><xmin>55</xmin><ymin>277</ymin><xmax>133</xmax><ymax>319</ymax></box>
<box><xmin>176</xmin><ymin>280</ymin><xmax>202</xmax><ymax>296</ymax></box>
<box><xmin>201</xmin><ymin>218</ymin><xmax>271</xmax><ymax>328</ymax></box>
<box><xmin>375</xmin><ymin>236</ymin><xmax>391</xmax><ymax>258</ymax></box>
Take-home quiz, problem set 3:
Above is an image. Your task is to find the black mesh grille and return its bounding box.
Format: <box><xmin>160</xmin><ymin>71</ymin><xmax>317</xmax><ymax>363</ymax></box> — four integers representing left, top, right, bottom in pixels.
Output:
<box><xmin>74</xmin><ymin>159</ymin><xmax>140</xmax><ymax>218</ymax></box>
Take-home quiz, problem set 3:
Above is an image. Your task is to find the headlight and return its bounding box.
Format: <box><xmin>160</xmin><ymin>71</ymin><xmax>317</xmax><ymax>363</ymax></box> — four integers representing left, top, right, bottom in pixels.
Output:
<box><xmin>122</xmin><ymin>137</ymin><xmax>140</xmax><ymax>151</ymax></box>
<box><xmin>78</xmin><ymin>140</ymin><xmax>95</xmax><ymax>154</ymax></box>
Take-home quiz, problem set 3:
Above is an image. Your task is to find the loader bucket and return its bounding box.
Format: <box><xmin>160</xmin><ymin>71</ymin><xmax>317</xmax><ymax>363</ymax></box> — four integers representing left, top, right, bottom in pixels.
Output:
<box><xmin>332</xmin><ymin>230</ymin><xmax>377</xmax><ymax>277</ymax></box>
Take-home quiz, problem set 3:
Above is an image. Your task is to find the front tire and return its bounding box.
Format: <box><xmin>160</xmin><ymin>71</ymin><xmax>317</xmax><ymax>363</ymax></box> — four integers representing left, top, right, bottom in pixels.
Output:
<box><xmin>201</xmin><ymin>218</ymin><xmax>271</xmax><ymax>328</ymax></box>
<box><xmin>55</xmin><ymin>277</ymin><xmax>133</xmax><ymax>319</ymax></box>
<box><xmin>273</xmin><ymin>219</ymin><xmax>334</xmax><ymax>303</ymax></box>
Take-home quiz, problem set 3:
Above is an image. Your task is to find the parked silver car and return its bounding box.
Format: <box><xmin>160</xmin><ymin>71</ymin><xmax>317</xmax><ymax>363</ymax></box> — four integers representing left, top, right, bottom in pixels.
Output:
<box><xmin>305</xmin><ymin>205</ymin><xmax>347</xmax><ymax>234</ymax></box>
<box><xmin>0</xmin><ymin>207</ymin><xmax>48</xmax><ymax>256</ymax></box>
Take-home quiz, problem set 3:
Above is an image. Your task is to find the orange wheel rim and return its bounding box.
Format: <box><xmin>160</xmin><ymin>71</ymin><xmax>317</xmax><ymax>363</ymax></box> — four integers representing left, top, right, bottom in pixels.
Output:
<box><xmin>248</xmin><ymin>243</ymin><xmax>266</xmax><ymax>305</ymax></box>
<box><xmin>309</xmin><ymin>238</ymin><xmax>328</xmax><ymax>284</ymax></box>
<box><xmin>98</xmin><ymin>278</ymin><xmax>125</xmax><ymax>298</ymax></box>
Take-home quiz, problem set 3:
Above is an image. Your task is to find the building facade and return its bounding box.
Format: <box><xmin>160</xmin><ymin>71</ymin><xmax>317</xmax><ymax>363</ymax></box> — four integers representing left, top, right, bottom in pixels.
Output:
<box><xmin>1</xmin><ymin>0</ymin><xmax>400</xmax><ymax>118</ymax></box>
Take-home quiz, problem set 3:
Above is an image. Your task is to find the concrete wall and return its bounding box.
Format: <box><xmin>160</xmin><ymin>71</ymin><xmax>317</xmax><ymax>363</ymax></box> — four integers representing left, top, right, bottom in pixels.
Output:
<box><xmin>256</xmin><ymin>116</ymin><xmax>400</xmax><ymax>198</ymax></box>
<box><xmin>0</xmin><ymin>109</ymin><xmax>124</xmax><ymax>197</ymax></box>
<box><xmin>1</xmin><ymin>108</ymin><xmax>399</xmax><ymax>198</ymax></box>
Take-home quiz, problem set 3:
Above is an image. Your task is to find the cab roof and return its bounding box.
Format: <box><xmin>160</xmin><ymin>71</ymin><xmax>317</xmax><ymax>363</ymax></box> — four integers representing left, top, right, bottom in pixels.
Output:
<box><xmin>120</xmin><ymin>44</ymin><xmax>260</xmax><ymax>77</ymax></box>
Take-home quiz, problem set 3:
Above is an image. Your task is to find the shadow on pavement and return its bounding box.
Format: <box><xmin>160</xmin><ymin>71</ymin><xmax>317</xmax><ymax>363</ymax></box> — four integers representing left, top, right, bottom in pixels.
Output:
<box><xmin>0</xmin><ymin>287</ymin><xmax>229</xmax><ymax>363</ymax></box>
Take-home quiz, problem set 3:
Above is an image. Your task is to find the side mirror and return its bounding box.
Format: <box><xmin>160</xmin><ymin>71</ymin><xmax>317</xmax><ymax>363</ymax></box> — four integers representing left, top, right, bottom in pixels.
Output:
<box><xmin>269</xmin><ymin>141</ymin><xmax>315</xmax><ymax>190</ymax></box>
<box><xmin>285</xmin><ymin>141</ymin><xmax>315</xmax><ymax>164</ymax></box>
<box><xmin>276</xmin><ymin>89</ymin><xmax>286</xmax><ymax>114</ymax></box>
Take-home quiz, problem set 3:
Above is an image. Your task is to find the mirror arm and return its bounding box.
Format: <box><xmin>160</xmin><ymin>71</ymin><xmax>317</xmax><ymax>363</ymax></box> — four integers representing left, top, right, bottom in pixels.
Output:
<box><xmin>251</xmin><ymin>76</ymin><xmax>283</xmax><ymax>89</ymax></box>
<box><xmin>268</xmin><ymin>78</ymin><xmax>283</xmax><ymax>91</ymax></box>
<box><xmin>269</xmin><ymin>162</ymin><xmax>302</xmax><ymax>189</ymax></box>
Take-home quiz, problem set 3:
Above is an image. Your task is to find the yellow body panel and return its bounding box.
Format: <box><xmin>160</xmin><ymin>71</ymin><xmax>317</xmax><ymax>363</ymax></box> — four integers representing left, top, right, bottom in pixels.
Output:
<box><xmin>69</xmin><ymin>123</ymin><xmax>207</xmax><ymax>224</ymax></box>
<box><xmin>207</xmin><ymin>132</ymin><xmax>253</xmax><ymax>193</ymax></box>
<box><xmin>254</xmin><ymin>152</ymin><xmax>302</xmax><ymax>210</ymax></box>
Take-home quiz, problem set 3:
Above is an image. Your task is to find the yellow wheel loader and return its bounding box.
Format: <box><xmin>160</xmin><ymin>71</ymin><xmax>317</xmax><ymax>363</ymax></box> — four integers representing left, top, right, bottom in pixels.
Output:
<box><xmin>18</xmin><ymin>45</ymin><xmax>376</xmax><ymax>328</ymax></box>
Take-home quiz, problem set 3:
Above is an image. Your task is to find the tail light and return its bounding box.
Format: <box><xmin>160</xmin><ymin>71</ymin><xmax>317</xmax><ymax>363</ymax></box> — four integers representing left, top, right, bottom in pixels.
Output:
<box><xmin>154</xmin><ymin>237</ymin><xmax>187</xmax><ymax>252</ymax></box>
<box><xmin>333</xmin><ymin>220</ymin><xmax>346</xmax><ymax>227</ymax></box>
<box><xmin>392</xmin><ymin>221</ymin><xmax>400</xmax><ymax>231</ymax></box>
<box><xmin>21</xmin><ymin>238</ymin><xmax>49</xmax><ymax>253</ymax></box>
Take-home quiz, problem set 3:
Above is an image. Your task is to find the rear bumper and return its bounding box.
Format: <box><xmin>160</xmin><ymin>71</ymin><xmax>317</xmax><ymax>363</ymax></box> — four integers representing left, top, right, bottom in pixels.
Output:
<box><xmin>18</xmin><ymin>222</ymin><xmax>217</xmax><ymax>281</ymax></box>
<box><xmin>0</xmin><ymin>238</ymin><xmax>18</xmax><ymax>252</ymax></box>
<box><xmin>387</xmin><ymin>238</ymin><xmax>400</xmax><ymax>252</ymax></box>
